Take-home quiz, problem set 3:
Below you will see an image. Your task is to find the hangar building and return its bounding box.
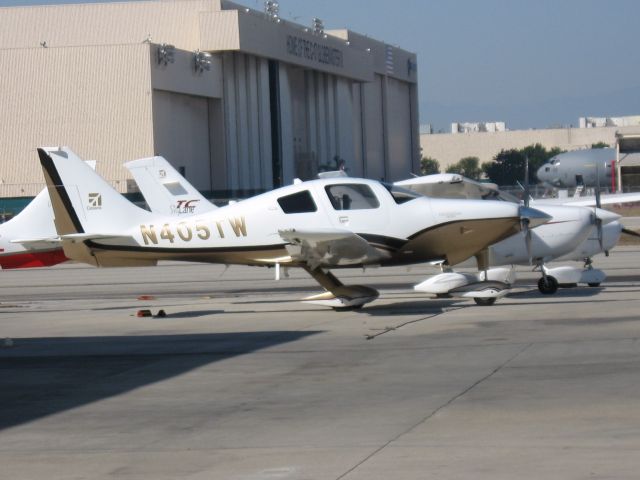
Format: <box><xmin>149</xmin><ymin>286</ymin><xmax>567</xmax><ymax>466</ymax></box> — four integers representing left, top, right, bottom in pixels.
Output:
<box><xmin>0</xmin><ymin>0</ymin><xmax>419</xmax><ymax>199</ymax></box>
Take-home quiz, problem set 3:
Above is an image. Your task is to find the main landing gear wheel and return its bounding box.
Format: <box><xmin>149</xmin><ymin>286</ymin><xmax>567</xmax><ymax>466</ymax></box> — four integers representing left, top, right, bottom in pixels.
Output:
<box><xmin>538</xmin><ymin>276</ymin><xmax>558</xmax><ymax>295</ymax></box>
<box><xmin>474</xmin><ymin>297</ymin><xmax>497</xmax><ymax>306</ymax></box>
<box><xmin>587</xmin><ymin>282</ymin><xmax>601</xmax><ymax>287</ymax></box>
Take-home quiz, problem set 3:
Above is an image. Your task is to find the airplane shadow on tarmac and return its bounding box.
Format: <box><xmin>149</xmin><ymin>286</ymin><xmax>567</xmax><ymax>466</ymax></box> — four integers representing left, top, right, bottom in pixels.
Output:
<box><xmin>509</xmin><ymin>286</ymin><xmax>603</xmax><ymax>300</ymax></box>
<box><xmin>359</xmin><ymin>298</ymin><xmax>463</xmax><ymax>316</ymax></box>
<box><xmin>0</xmin><ymin>330</ymin><xmax>319</xmax><ymax>430</ymax></box>
<box><xmin>362</xmin><ymin>286</ymin><xmax>609</xmax><ymax>315</ymax></box>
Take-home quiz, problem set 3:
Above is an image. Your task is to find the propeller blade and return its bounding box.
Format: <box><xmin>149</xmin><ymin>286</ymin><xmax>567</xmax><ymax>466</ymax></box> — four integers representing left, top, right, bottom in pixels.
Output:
<box><xmin>595</xmin><ymin>184</ymin><xmax>602</xmax><ymax>209</ymax></box>
<box><xmin>518</xmin><ymin>206</ymin><xmax>551</xmax><ymax>265</ymax></box>
<box><xmin>597</xmin><ymin>218</ymin><xmax>604</xmax><ymax>251</ymax></box>
<box><xmin>622</xmin><ymin>227</ymin><xmax>640</xmax><ymax>239</ymax></box>
<box><xmin>525</xmin><ymin>228</ymin><xmax>532</xmax><ymax>265</ymax></box>
<box><xmin>520</xmin><ymin>217</ymin><xmax>532</xmax><ymax>265</ymax></box>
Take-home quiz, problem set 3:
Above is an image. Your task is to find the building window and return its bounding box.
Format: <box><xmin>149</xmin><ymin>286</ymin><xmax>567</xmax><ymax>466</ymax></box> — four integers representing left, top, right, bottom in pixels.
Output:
<box><xmin>277</xmin><ymin>190</ymin><xmax>317</xmax><ymax>214</ymax></box>
<box><xmin>325</xmin><ymin>184</ymin><xmax>380</xmax><ymax>210</ymax></box>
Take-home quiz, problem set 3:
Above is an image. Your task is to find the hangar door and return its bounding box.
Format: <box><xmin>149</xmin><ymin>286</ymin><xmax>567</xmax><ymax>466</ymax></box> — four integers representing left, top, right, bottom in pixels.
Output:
<box><xmin>152</xmin><ymin>90</ymin><xmax>214</xmax><ymax>192</ymax></box>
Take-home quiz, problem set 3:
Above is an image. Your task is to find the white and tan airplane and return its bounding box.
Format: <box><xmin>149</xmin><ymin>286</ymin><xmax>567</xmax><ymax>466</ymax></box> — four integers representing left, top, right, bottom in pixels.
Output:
<box><xmin>36</xmin><ymin>147</ymin><xmax>551</xmax><ymax>309</ymax></box>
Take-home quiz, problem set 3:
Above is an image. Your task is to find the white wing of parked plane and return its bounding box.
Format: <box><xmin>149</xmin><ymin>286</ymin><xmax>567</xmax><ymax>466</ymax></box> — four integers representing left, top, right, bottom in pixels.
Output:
<box><xmin>124</xmin><ymin>156</ymin><xmax>217</xmax><ymax>216</ymax></box>
<box><xmin>532</xmin><ymin>192</ymin><xmax>640</xmax><ymax>207</ymax></box>
<box><xmin>394</xmin><ymin>174</ymin><xmax>503</xmax><ymax>200</ymax></box>
<box><xmin>397</xmin><ymin>173</ymin><xmax>640</xmax><ymax>208</ymax></box>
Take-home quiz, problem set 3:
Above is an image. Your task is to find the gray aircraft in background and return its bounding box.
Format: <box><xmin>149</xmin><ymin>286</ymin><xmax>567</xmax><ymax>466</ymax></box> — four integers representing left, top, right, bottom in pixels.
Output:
<box><xmin>537</xmin><ymin>148</ymin><xmax>616</xmax><ymax>190</ymax></box>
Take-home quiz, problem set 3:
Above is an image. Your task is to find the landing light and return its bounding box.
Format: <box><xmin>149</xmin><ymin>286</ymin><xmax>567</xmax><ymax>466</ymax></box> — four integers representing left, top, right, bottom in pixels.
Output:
<box><xmin>194</xmin><ymin>50</ymin><xmax>213</xmax><ymax>73</ymax></box>
<box><xmin>157</xmin><ymin>43</ymin><xmax>175</xmax><ymax>66</ymax></box>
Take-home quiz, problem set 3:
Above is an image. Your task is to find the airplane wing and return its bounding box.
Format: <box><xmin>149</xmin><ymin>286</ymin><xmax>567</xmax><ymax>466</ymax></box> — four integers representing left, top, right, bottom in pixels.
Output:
<box><xmin>533</xmin><ymin>192</ymin><xmax>640</xmax><ymax>207</ymax></box>
<box><xmin>10</xmin><ymin>234</ymin><xmax>132</xmax><ymax>250</ymax></box>
<box><xmin>395</xmin><ymin>175</ymin><xmax>504</xmax><ymax>200</ymax></box>
<box><xmin>10</xmin><ymin>237</ymin><xmax>62</xmax><ymax>249</ymax></box>
<box><xmin>57</xmin><ymin>233</ymin><xmax>140</xmax><ymax>246</ymax></box>
<box><xmin>10</xmin><ymin>232</ymin><xmax>126</xmax><ymax>246</ymax></box>
<box><xmin>279</xmin><ymin>228</ymin><xmax>388</xmax><ymax>269</ymax></box>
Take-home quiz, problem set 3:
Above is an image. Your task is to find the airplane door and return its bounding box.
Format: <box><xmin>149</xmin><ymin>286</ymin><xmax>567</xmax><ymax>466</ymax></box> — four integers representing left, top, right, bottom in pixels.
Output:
<box><xmin>317</xmin><ymin>182</ymin><xmax>389</xmax><ymax>233</ymax></box>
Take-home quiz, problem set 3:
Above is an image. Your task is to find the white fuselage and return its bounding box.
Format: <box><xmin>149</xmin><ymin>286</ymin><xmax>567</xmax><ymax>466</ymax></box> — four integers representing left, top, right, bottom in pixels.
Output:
<box><xmin>96</xmin><ymin>179</ymin><xmax>529</xmax><ymax>268</ymax></box>
<box><xmin>554</xmin><ymin>221</ymin><xmax>622</xmax><ymax>262</ymax></box>
<box><xmin>488</xmin><ymin>204</ymin><xmax>600</xmax><ymax>265</ymax></box>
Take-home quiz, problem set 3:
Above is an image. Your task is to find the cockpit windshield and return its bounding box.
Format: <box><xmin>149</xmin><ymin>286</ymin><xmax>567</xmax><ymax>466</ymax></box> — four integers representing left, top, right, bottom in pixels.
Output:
<box><xmin>495</xmin><ymin>190</ymin><xmax>520</xmax><ymax>203</ymax></box>
<box><xmin>381</xmin><ymin>182</ymin><xmax>423</xmax><ymax>204</ymax></box>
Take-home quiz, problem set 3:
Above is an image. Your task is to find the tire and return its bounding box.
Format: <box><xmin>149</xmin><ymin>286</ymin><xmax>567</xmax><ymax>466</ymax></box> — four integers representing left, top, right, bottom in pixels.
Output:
<box><xmin>587</xmin><ymin>282</ymin><xmax>601</xmax><ymax>287</ymax></box>
<box><xmin>474</xmin><ymin>297</ymin><xmax>497</xmax><ymax>306</ymax></box>
<box><xmin>538</xmin><ymin>276</ymin><xmax>558</xmax><ymax>295</ymax></box>
<box><xmin>334</xmin><ymin>303</ymin><xmax>364</xmax><ymax>311</ymax></box>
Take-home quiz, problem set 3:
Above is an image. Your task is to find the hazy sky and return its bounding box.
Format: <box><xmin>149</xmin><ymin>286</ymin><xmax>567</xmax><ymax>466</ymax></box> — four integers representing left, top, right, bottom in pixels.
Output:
<box><xmin>4</xmin><ymin>0</ymin><xmax>640</xmax><ymax>130</ymax></box>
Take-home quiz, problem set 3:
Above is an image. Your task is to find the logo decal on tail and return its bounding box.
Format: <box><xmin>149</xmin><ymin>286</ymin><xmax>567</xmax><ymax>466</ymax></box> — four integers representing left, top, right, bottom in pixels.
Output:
<box><xmin>87</xmin><ymin>193</ymin><xmax>102</xmax><ymax>210</ymax></box>
<box><xmin>171</xmin><ymin>199</ymin><xmax>200</xmax><ymax>215</ymax></box>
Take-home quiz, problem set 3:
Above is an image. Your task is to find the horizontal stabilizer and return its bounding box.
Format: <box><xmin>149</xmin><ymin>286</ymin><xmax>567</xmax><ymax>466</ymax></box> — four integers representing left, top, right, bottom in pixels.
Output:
<box><xmin>59</xmin><ymin>233</ymin><xmax>138</xmax><ymax>246</ymax></box>
<box><xmin>11</xmin><ymin>237</ymin><xmax>61</xmax><ymax>248</ymax></box>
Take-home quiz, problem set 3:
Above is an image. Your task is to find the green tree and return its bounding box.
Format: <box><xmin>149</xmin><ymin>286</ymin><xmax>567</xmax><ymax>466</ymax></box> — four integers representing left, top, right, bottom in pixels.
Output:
<box><xmin>420</xmin><ymin>156</ymin><xmax>440</xmax><ymax>175</ymax></box>
<box><xmin>482</xmin><ymin>144</ymin><xmax>565</xmax><ymax>186</ymax></box>
<box><xmin>591</xmin><ymin>142</ymin><xmax>610</xmax><ymax>149</ymax></box>
<box><xmin>445</xmin><ymin>156</ymin><xmax>482</xmax><ymax>179</ymax></box>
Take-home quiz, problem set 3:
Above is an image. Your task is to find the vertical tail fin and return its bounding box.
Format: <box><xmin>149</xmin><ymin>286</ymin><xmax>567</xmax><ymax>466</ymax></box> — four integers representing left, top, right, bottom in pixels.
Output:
<box><xmin>37</xmin><ymin>147</ymin><xmax>157</xmax><ymax>236</ymax></box>
<box><xmin>124</xmin><ymin>156</ymin><xmax>217</xmax><ymax>216</ymax></box>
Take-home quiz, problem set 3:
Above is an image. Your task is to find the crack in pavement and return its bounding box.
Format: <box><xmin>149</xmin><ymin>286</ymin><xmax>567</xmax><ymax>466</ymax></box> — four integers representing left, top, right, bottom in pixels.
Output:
<box><xmin>365</xmin><ymin>307</ymin><xmax>466</xmax><ymax>340</ymax></box>
<box><xmin>334</xmin><ymin>342</ymin><xmax>533</xmax><ymax>480</ymax></box>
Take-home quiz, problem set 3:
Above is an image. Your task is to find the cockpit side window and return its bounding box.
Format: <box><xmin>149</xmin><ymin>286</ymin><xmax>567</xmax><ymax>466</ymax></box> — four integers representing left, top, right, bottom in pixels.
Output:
<box><xmin>324</xmin><ymin>184</ymin><xmax>380</xmax><ymax>210</ymax></box>
<box><xmin>277</xmin><ymin>190</ymin><xmax>317</xmax><ymax>214</ymax></box>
